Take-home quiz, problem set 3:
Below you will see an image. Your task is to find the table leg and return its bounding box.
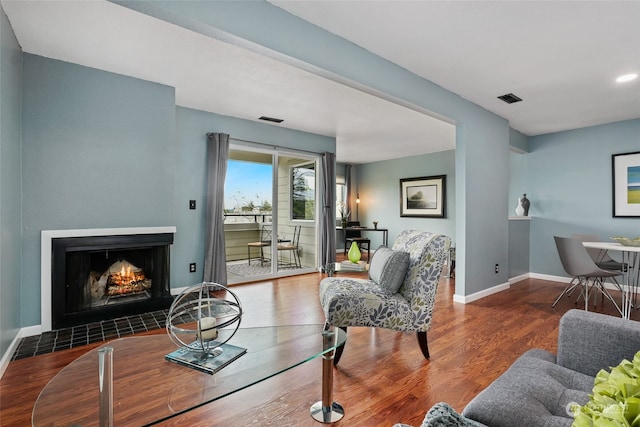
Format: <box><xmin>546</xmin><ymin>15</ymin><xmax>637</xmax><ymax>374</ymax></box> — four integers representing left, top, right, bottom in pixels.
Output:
<box><xmin>310</xmin><ymin>330</ymin><xmax>344</xmax><ymax>423</ymax></box>
<box><xmin>628</xmin><ymin>252</ymin><xmax>639</xmax><ymax>319</ymax></box>
<box><xmin>98</xmin><ymin>346</ymin><xmax>114</xmax><ymax>427</ymax></box>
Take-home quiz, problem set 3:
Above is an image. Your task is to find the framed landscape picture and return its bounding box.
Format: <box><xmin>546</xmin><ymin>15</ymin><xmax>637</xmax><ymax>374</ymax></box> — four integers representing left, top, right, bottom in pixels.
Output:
<box><xmin>612</xmin><ymin>151</ymin><xmax>640</xmax><ymax>217</ymax></box>
<box><xmin>400</xmin><ymin>175</ymin><xmax>446</xmax><ymax>218</ymax></box>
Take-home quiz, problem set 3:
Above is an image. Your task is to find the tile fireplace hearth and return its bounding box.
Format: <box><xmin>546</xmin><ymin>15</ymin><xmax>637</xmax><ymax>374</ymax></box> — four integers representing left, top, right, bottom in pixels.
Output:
<box><xmin>11</xmin><ymin>309</ymin><xmax>168</xmax><ymax>360</ymax></box>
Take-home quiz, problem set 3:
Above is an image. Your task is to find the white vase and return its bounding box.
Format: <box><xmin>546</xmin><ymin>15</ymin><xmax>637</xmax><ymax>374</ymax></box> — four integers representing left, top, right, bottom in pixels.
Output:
<box><xmin>515</xmin><ymin>198</ymin><xmax>525</xmax><ymax>216</ymax></box>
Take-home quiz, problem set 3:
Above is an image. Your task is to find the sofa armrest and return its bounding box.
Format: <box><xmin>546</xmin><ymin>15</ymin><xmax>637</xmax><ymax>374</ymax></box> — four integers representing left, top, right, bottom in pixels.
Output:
<box><xmin>557</xmin><ymin>309</ymin><xmax>640</xmax><ymax>377</ymax></box>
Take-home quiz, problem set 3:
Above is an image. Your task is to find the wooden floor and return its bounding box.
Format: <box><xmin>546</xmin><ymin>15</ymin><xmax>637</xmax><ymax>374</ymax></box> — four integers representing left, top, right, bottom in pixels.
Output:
<box><xmin>1</xmin><ymin>272</ymin><xmax>636</xmax><ymax>427</ymax></box>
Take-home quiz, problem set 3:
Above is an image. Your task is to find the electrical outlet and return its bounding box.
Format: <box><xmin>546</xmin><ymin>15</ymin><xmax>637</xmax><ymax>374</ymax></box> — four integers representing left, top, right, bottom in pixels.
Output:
<box><xmin>495</xmin><ymin>264</ymin><xmax>499</xmax><ymax>274</ymax></box>
<box><xmin>189</xmin><ymin>263</ymin><xmax>196</xmax><ymax>273</ymax></box>
<box><xmin>189</xmin><ymin>200</ymin><xmax>196</xmax><ymax>210</ymax></box>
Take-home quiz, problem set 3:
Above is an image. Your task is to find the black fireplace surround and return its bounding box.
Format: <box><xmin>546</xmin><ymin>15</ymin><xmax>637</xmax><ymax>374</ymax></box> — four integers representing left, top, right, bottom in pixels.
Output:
<box><xmin>51</xmin><ymin>233</ymin><xmax>174</xmax><ymax>329</ymax></box>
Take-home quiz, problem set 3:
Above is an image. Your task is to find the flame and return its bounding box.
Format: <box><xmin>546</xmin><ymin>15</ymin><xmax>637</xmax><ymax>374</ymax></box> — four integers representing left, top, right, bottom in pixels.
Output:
<box><xmin>111</xmin><ymin>263</ymin><xmax>144</xmax><ymax>286</ymax></box>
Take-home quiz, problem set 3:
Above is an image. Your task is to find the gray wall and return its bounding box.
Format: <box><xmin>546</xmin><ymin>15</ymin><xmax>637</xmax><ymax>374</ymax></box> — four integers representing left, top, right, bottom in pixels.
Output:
<box><xmin>356</xmin><ymin>150</ymin><xmax>456</xmax><ymax>248</ymax></box>
<box><xmin>0</xmin><ymin>6</ymin><xmax>23</xmax><ymax>360</ymax></box>
<box><xmin>527</xmin><ymin>119</ymin><xmax>640</xmax><ymax>277</ymax></box>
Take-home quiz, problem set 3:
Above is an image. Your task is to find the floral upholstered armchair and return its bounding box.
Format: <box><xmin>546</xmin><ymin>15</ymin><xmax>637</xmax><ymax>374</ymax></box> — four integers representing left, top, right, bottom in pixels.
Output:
<box><xmin>319</xmin><ymin>230</ymin><xmax>450</xmax><ymax>364</ymax></box>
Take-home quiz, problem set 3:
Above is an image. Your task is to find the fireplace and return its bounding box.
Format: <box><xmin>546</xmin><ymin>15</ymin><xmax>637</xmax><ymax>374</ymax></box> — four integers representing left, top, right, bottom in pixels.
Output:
<box><xmin>48</xmin><ymin>230</ymin><xmax>174</xmax><ymax>330</ymax></box>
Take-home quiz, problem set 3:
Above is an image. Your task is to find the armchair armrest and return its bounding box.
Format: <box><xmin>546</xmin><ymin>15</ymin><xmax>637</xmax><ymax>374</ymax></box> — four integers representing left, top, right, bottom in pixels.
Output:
<box><xmin>557</xmin><ymin>309</ymin><xmax>640</xmax><ymax>377</ymax></box>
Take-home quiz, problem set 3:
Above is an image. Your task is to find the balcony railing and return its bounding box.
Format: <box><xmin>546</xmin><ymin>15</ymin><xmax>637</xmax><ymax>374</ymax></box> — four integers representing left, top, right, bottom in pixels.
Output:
<box><xmin>224</xmin><ymin>212</ymin><xmax>272</xmax><ymax>224</ymax></box>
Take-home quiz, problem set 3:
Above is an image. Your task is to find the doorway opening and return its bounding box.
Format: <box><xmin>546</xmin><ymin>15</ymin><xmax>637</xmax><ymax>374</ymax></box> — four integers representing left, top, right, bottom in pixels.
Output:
<box><xmin>223</xmin><ymin>146</ymin><xmax>319</xmax><ymax>283</ymax></box>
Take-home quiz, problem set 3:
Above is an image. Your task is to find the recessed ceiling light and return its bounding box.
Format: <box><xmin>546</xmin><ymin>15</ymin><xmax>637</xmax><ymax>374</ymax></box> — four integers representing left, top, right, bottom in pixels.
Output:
<box><xmin>616</xmin><ymin>73</ymin><xmax>638</xmax><ymax>83</ymax></box>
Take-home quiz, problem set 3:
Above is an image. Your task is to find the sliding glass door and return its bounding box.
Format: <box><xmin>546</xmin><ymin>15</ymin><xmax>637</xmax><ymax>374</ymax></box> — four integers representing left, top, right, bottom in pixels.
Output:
<box><xmin>224</xmin><ymin>144</ymin><xmax>318</xmax><ymax>284</ymax></box>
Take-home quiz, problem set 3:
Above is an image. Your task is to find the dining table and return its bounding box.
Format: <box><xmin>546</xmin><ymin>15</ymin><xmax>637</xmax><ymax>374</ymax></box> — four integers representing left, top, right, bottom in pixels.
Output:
<box><xmin>582</xmin><ymin>241</ymin><xmax>640</xmax><ymax>319</ymax></box>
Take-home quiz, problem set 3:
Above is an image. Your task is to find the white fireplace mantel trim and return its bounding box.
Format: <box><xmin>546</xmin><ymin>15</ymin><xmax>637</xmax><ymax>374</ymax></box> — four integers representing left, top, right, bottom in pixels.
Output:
<box><xmin>41</xmin><ymin>226</ymin><xmax>177</xmax><ymax>332</ymax></box>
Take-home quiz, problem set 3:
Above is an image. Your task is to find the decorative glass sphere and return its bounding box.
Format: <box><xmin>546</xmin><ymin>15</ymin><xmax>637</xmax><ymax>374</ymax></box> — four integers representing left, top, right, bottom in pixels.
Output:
<box><xmin>166</xmin><ymin>282</ymin><xmax>242</xmax><ymax>354</ymax></box>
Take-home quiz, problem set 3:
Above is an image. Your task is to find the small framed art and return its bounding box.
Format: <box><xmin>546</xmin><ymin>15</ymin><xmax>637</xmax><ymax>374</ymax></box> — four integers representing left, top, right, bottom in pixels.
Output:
<box><xmin>612</xmin><ymin>151</ymin><xmax>640</xmax><ymax>217</ymax></box>
<box><xmin>400</xmin><ymin>175</ymin><xmax>446</xmax><ymax>218</ymax></box>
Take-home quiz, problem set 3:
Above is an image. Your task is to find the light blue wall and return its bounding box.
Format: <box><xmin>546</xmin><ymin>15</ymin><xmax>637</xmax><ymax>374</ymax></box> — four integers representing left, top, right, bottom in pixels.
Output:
<box><xmin>508</xmin><ymin>129</ymin><xmax>531</xmax><ymax>277</ymax></box>
<box><xmin>17</xmin><ymin>54</ymin><xmax>334</xmax><ymax>328</ymax></box>
<box><xmin>528</xmin><ymin>119</ymin><xmax>640</xmax><ymax>277</ymax></box>
<box><xmin>130</xmin><ymin>0</ymin><xmax>512</xmax><ymax>298</ymax></box>
<box><xmin>509</xmin><ymin>152</ymin><xmax>529</xmax><ymax>216</ymax></box>
<box><xmin>172</xmin><ymin>106</ymin><xmax>334</xmax><ymax>288</ymax></box>
<box><xmin>0</xmin><ymin>6</ymin><xmax>23</xmax><ymax>359</ymax></box>
<box><xmin>509</xmin><ymin>128</ymin><xmax>529</xmax><ymax>153</ymax></box>
<box><xmin>21</xmin><ymin>54</ymin><xmax>176</xmax><ymax>326</ymax></box>
<box><xmin>509</xmin><ymin>219</ymin><xmax>530</xmax><ymax>277</ymax></box>
<box><xmin>356</xmin><ymin>150</ymin><xmax>455</xmax><ymax>248</ymax></box>
<box><xmin>509</xmin><ymin>128</ymin><xmax>530</xmax><ymax>215</ymax></box>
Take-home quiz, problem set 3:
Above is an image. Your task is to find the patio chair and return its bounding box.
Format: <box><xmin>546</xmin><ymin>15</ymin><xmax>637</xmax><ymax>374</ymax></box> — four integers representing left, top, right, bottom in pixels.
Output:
<box><xmin>247</xmin><ymin>223</ymin><xmax>272</xmax><ymax>266</ymax></box>
<box><xmin>277</xmin><ymin>225</ymin><xmax>301</xmax><ymax>268</ymax></box>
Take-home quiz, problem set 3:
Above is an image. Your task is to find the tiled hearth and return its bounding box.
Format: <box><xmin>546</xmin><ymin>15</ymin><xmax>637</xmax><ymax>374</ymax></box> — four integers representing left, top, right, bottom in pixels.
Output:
<box><xmin>12</xmin><ymin>309</ymin><xmax>169</xmax><ymax>361</ymax></box>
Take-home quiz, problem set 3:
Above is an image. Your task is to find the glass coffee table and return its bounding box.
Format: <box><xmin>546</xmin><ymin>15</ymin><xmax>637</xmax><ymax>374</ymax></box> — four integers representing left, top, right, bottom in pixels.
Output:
<box><xmin>324</xmin><ymin>261</ymin><xmax>369</xmax><ymax>277</ymax></box>
<box><xmin>32</xmin><ymin>325</ymin><xmax>346</xmax><ymax>426</ymax></box>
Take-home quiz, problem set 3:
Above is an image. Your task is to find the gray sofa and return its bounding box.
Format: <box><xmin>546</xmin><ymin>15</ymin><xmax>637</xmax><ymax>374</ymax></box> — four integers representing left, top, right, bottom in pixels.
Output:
<box><xmin>395</xmin><ymin>309</ymin><xmax>640</xmax><ymax>427</ymax></box>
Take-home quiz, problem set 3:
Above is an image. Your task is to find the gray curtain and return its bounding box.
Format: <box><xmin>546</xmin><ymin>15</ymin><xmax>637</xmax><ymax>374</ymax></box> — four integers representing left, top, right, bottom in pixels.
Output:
<box><xmin>204</xmin><ymin>133</ymin><xmax>229</xmax><ymax>285</ymax></box>
<box><xmin>321</xmin><ymin>152</ymin><xmax>337</xmax><ymax>266</ymax></box>
<box><xmin>345</xmin><ymin>163</ymin><xmax>352</xmax><ymax>217</ymax></box>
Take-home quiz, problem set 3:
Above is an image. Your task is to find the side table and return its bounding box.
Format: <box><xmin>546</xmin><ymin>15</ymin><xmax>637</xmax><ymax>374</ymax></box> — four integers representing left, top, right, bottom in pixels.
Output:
<box><xmin>324</xmin><ymin>261</ymin><xmax>369</xmax><ymax>277</ymax></box>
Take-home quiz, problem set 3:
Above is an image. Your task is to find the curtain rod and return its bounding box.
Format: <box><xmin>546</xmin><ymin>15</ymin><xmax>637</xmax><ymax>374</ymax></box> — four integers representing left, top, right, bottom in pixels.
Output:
<box><xmin>227</xmin><ymin>136</ymin><xmax>321</xmax><ymax>157</ymax></box>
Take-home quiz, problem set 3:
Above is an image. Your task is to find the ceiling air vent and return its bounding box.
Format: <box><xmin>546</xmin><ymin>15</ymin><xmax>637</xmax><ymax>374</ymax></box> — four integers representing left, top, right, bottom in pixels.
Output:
<box><xmin>259</xmin><ymin>116</ymin><xmax>284</xmax><ymax>123</ymax></box>
<box><xmin>497</xmin><ymin>93</ymin><xmax>523</xmax><ymax>104</ymax></box>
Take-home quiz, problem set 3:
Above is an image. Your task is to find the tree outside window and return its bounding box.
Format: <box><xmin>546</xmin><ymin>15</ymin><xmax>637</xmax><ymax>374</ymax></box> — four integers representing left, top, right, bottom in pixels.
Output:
<box><xmin>291</xmin><ymin>163</ymin><xmax>315</xmax><ymax>220</ymax></box>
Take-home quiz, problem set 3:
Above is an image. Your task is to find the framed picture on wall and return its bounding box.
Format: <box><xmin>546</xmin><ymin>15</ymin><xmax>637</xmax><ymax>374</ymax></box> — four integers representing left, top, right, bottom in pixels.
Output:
<box><xmin>612</xmin><ymin>151</ymin><xmax>640</xmax><ymax>217</ymax></box>
<box><xmin>400</xmin><ymin>175</ymin><xmax>446</xmax><ymax>218</ymax></box>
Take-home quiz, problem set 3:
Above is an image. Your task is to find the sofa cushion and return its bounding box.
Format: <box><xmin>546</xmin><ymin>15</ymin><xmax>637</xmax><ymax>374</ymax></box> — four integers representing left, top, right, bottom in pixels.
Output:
<box><xmin>463</xmin><ymin>349</ymin><xmax>592</xmax><ymax>427</ymax></box>
<box><xmin>368</xmin><ymin>246</ymin><xmax>410</xmax><ymax>294</ymax></box>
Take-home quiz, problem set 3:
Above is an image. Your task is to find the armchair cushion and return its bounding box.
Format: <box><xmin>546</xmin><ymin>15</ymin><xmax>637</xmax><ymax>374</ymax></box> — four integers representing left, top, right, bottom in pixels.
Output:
<box><xmin>320</xmin><ymin>277</ymin><xmax>414</xmax><ymax>329</ymax></box>
<box><xmin>369</xmin><ymin>246</ymin><xmax>410</xmax><ymax>294</ymax></box>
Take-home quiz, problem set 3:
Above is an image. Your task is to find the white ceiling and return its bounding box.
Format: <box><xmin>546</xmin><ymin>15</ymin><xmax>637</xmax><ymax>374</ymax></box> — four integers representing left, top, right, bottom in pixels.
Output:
<box><xmin>3</xmin><ymin>1</ymin><xmax>639</xmax><ymax>164</ymax></box>
<box><xmin>272</xmin><ymin>0</ymin><xmax>640</xmax><ymax>137</ymax></box>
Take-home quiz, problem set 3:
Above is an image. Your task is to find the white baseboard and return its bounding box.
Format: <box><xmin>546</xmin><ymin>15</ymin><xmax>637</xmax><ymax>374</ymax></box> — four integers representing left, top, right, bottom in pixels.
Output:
<box><xmin>530</xmin><ymin>272</ymin><xmax>631</xmax><ymax>292</ymax></box>
<box><xmin>529</xmin><ymin>272</ymin><xmax>571</xmax><ymax>283</ymax></box>
<box><xmin>509</xmin><ymin>273</ymin><xmax>530</xmax><ymax>284</ymax></box>
<box><xmin>453</xmin><ymin>271</ymin><xmax>629</xmax><ymax>305</ymax></box>
<box><xmin>0</xmin><ymin>332</ymin><xmax>21</xmax><ymax>380</ymax></box>
<box><xmin>171</xmin><ymin>286</ymin><xmax>189</xmax><ymax>295</ymax></box>
<box><xmin>453</xmin><ymin>281</ymin><xmax>510</xmax><ymax>304</ymax></box>
<box><xmin>0</xmin><ymin>324</ymin><xmax>43</xmax><ymax>380</ymax></box>
<box><xmin>20</xmin><ymin>324</ymin><xmax>43</xmax><ymax>339</ymax></box>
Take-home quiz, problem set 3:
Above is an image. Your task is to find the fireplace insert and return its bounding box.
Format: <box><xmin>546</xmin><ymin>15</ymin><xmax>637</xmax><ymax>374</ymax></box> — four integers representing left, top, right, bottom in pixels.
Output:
<box><xmin>51</xmin><ymin>233</ymin><xmax>173</xmax><ymax>329</ymax></box>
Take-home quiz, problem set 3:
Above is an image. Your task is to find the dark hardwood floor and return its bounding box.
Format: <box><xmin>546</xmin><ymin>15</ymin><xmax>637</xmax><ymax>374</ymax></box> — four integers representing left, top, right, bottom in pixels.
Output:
<box><xmin>1</xmin><ymin>270</ymin><xmax>635</xmax><ymax>427</ymax></box>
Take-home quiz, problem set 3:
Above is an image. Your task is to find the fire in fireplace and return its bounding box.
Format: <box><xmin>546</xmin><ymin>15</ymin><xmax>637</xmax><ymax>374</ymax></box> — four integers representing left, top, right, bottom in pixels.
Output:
<box><xmin>88</xmin><ymin>259</ymin><xmax>152</xmax><ymax>304</ymax></box>
<box><xmin>51</xmin><ymin>233</ymin><xmax>173</xmax><ymax>329</ymax></box>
